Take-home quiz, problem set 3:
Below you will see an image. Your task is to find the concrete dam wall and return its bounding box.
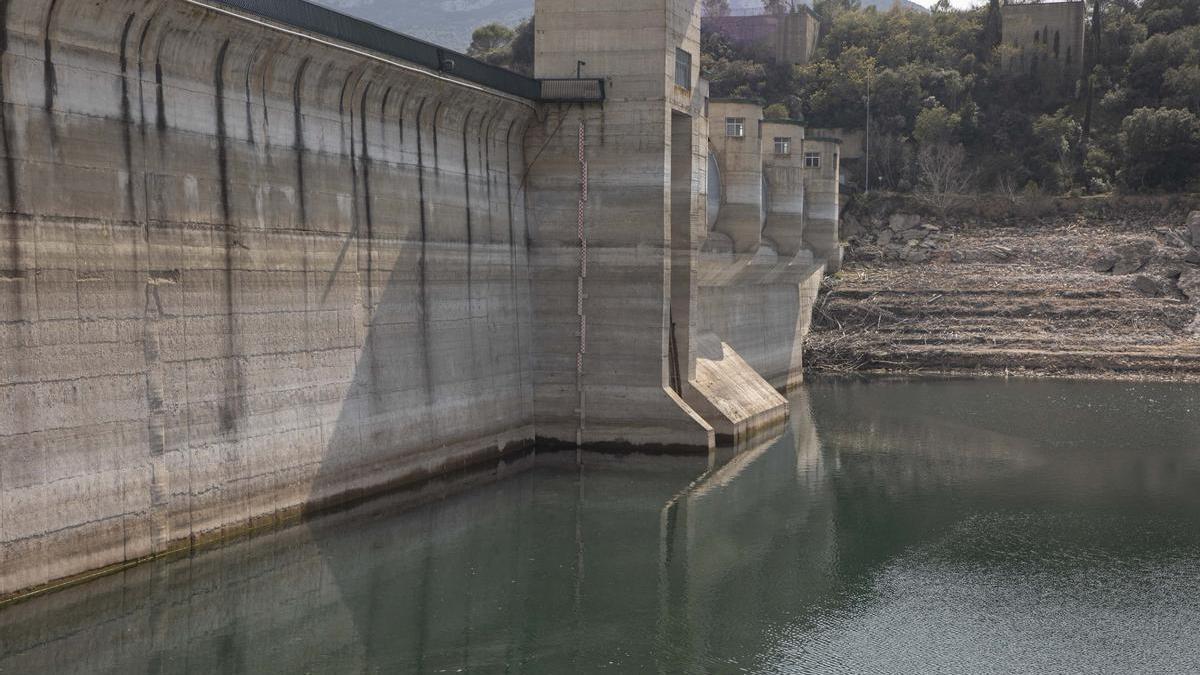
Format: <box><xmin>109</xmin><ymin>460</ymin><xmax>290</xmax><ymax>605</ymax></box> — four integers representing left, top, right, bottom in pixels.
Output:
<box><xmin>0</xmin><ymin>0</ymin><xmax>837</xmax><ymax>602</ymax></box>
<box><xmin>0</xmin><ymin>0</ymin><xmax>535</xmax><ymax>598</ymax></box>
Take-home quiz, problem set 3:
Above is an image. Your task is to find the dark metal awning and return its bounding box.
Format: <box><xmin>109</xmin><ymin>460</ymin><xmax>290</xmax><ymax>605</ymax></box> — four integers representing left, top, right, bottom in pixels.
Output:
<box><xmin>206</xmin><ymin>0</ymin><xmax>605</xmax><ymax>103</ymax></box>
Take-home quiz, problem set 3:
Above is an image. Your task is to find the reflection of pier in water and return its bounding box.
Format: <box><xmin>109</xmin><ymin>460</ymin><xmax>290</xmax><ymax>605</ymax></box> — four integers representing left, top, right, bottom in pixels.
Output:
<box><xmin>655</xmin><ymin>390</ymin><xmax>840</xmax><ymax>672</ymax></box>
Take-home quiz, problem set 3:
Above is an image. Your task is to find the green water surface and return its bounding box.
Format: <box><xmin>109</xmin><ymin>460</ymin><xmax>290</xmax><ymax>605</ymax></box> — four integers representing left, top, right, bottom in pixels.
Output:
<box><xmin>3</xmin><ymin>378</ymin><xmax>1200</xmax><ymax>673</ymax></box>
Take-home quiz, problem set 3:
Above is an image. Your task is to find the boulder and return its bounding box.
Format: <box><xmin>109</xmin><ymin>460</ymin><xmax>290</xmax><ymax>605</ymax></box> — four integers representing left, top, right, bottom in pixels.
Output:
<box><xmin>1186</xmin><ymin>249</ymin><xmax>1200</xmax><ymax>265</ymax></box>
<box><xmin>987</xmin><ymin>245</ymin><xmax>1015</xmax><ymax>261</ymax></box>
<box><xmin>1187</xmin><ymin>211</ymin><xmax>1200</xmax><ymax>245</ymax></box>
<box><xmin>1092</xmin><ymin>255</ymin><xmax>1118</xmax><ymax>273</ymax></box>
<box><xmin>1111</xmin><ymin>240</ymin><xmax>1155</xmax><ymax>275</ymax></box>
<box><xmin>1179</xmin><ymin>268</ymin><xmax>1200</xmax><ymax>303</ymax></box>
<box><xmin>1132</xmin><ymin>274</ymin><xmax>1163</xmax><ymax>297</ymax></box>
<box><xmin>877</xmin><ymin>229</ymin><xmax>894</xmax><ymax>246</ymax></box>
<box><xmin>903</xmin><ymin>248</ymin><xmax>930</xmax><ymax>263</ymax></box>
<box><xmin>889</xmin><ymin>213</ymin><xmax>921</xmax><ymax>232</ymax></box>
<box><xmin>842</xmin><ymin>214</ymin><xmax>865</xmax><ymax>238</ymax></box>
<box><xmin>1167</xmin><ymin>230</ymin><xmax>1193</xmax><ymax>249</ymax></box>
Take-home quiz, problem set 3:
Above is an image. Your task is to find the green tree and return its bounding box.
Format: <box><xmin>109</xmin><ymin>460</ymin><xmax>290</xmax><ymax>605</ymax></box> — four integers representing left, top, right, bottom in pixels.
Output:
<box><xmin>467</xmin><ymin>23</ymin><xmax>514</xmax><ymax>59</ymax></box>
<box><xmin>1032</xmin><ymin>110</ymin><xmax>1083</xmax><ymax>192</ymax></box>
<box><xmin>914</xmin><ymin>105</ymin><xmax>962</xmax><ymax>146</ymax></box>
<box><xmin>763</xmin><ymin>103</ymin><xmax>791</xmax><ymax>119</ymax></box>
<box><xmin>1165</xmin><ymin>64</ymin><xmax>1200</xmax><ymax>112</ymax></box>
<box><xmin>1118</xmin><ymin>107</ymin><xmax>1200</xmax><ymax>190</ymax></box>
<box><xmin>981</xmin><ymin>0</ymin><xmax>1002</xmax><ymax>54</ymax></box>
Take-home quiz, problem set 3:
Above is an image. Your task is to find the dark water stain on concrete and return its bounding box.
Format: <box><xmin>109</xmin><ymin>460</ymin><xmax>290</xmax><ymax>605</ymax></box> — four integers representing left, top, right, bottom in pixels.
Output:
<box><xmin>0</xmin><ymin>0</ymin><xmax>17</xmax><ymax>217</ymax></box>
<box><xmin>153</xmin><ymin>21</ymin><xmax>173</xmax><ymax>135</ymax></box>
<box><xmin>397</xmin><ymin>91</ymin><xmax>407</xmax><ymax>147</ymax></box>
<box><xmin>135</xmin><ymin>10</ymin><xmax>158</xmax><ymax>136</ymax></box>
<box><xmin>291</xmin><ymin>58</ymin><xmax>309</xmax><ymax>229</ymax></box>
<box><xmin>505</xmin><ymin>120</ymin><xmax>525</xmax><ymax>396</ymax></box>
<box><xmin>415</xmin><ymin>97</ymin><xmax>435</xmax><ymax>404</ymax></box>
<box><xmin>461</xmin><ymin>109</ymin><xmax>473</xmax><ymax>321</ymax></box>
<box><xmin>243</xmin><ymin>45</ymin><xmax>260</xmax><ymax>147</ymax></box>
<box><xmin>118</xmin><ymin>14</ymin><xmax>138</xmax><ymax>224</ymax></box>
<box><xmin>42</xmin><ymin>0</ymin><xmax>59</xmax><ymax>112</ymax></box>
<box><xmin>154</xmin><ymin>57</ymin><xmax>167</xmax><ymax>132</ymax></box>
<box><xmin>0</xmin><ymin>0</ymin><xmax>22</xmax><ymax>320</ymax></box>
<box><xmin>431</xmin><ymin>102</ymin><xmax>443</xmax><ymax>172</ymax></box>
<box><xmin>358</xmin><ymin>81</ymin><xmax>381</xmax><ymax>398</ymax></box>
<box><xmin>213</xmin><ymin>39</ymin><xmax>243</xmax><ymax>435</ymax></box>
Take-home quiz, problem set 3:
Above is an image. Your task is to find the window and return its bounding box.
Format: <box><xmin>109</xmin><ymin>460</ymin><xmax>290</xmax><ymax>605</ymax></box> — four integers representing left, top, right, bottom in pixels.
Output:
<box><xmin>675</xmin><ymin>48</ymin><xmax>692</xmax><ymax>90</ymax></box>
<box><xmin>774</xmin><ymin>137</ymin><xmax>791</xmax><ymax>155</ymax></box>
<box><xmin>726</xmin><ymin>117</ymin><xmax>745</xmax><ymax>138</ymax></box>
<box><xmin>804</xmin><ymin>152</ymin><xmax>821</xmax><ymax>168</ymax></box>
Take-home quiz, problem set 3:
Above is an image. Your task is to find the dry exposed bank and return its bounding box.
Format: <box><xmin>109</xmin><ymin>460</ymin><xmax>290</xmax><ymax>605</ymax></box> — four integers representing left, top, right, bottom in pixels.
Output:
<box><xmin>806</xmin><ymin>195</ymin><xmax>1200</xmax><ymax>381</ymax></box>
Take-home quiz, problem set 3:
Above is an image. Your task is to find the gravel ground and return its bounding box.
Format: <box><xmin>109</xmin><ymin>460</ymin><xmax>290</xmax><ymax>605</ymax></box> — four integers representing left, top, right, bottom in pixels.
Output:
<box><xmin>805</xmin><ymin>207</ymin><xmax>1200</xmax><ymax>381</ymax></box>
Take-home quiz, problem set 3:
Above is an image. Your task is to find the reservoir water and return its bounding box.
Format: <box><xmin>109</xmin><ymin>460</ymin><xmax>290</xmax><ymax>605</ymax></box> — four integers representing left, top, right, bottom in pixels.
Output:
<box><xmin>3</xmin><ymin>378</ymin><xmax>1200</xmax><ymax>673</ymax></box>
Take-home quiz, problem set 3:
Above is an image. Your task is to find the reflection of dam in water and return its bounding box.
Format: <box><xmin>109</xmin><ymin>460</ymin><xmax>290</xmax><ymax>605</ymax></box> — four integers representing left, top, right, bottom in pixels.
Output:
<box><xmin>0</xmin><ymin>396</ymin><xmax>837</xmax><ymax>673</ymax></box>
<box><xmin>5</xmin><ymin>380</ymin><xmax>1200</xmax><ymax>672</ymax></box>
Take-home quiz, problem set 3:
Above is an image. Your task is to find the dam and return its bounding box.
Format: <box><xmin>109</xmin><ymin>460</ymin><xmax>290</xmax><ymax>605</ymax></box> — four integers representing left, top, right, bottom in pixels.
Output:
<box><xmin>0</xmin><ymin>0</ymin><xmax>838</xmax><ymax>601</ymax></box>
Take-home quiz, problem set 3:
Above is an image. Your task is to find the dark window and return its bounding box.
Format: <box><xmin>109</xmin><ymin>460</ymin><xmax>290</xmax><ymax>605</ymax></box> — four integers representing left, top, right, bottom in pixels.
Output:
<box><xmin>774</xmin><ymin>137</ymin><xmax>792</xmax><ymax>155</ymax></box>
<box><xmin>726</xmin><ymin>117</ymin><xmax>746</xmax><ymax>138</ymax></box>
<box><xmin>1034</xmin><ymin>30</ymin><xmax>1040</xmax><ymax>43</ymax></box>
<box><xmin>804</xmin><ymin>152</ymin><xmax>821</xmax><ymax>168</ymax></box>
<box><xmin>1066</xmin><ymin>46</ymin><xmax>1073</xmax><ymax>65</ymax></box>
<box><xmin>675</xmin><ymin>48</ymin><xmax>692</xmax><ymax>90</ymax></box>
<box><xmin>1054</xmin><ymin>30</ymin><xmax>1060</xmax><ymax>58</ymax></box>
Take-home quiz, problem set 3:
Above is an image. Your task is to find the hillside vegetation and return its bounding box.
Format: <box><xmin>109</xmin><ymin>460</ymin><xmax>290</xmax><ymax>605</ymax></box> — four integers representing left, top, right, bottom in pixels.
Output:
<box><xmin>703</xmin><ymin>0</ymin><xmax>1200</xmax><ymax>196</ymax></box>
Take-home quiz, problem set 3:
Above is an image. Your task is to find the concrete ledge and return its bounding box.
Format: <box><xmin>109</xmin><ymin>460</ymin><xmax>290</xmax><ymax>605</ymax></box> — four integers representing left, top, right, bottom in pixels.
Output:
<box><xmin>685</xmin><ymin>332</ymin><xmax>789</xmax><ymax>445</ymax></box>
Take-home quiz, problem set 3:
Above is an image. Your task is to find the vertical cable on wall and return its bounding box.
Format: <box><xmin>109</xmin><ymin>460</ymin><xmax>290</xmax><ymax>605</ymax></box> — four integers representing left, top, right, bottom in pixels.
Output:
<box><xmin>575</xmin><ymin>119</ymin><xmax>588</xmax><ymax>460</ymax></box>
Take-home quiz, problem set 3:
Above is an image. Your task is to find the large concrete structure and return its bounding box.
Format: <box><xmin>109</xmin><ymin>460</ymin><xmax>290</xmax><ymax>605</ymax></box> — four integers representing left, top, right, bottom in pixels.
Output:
<box><xmin>0</xmin><ymin>0</ymin><xmax>835</xmax><ymax>602</ymax></box>
<box><xmin>708</xmin><ymin>103</ymin><xmax>841</xmax><ymax>269</ymax></box>
<box><xmin>704</xmin><ymin>9</ymin><xmax>821</xmax><ymax>65</ymax></box>
<box><xmin>1001</xmin><ymin>0</ymin><xmax>1087</xmax><ymax>88</ymax></box>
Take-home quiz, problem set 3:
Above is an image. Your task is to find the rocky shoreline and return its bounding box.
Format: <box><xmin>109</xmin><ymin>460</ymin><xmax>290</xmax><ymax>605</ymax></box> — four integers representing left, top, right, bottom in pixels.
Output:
<box><xmin>806</xmin><ymin>198</ymin><xmax>1200</xmax><ymax>380</ymax></box>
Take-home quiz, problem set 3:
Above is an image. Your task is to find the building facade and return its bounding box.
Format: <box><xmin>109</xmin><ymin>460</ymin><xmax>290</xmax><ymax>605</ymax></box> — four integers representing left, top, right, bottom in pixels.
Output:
<box><xmin>1001</xmin><ymin>0</ymin><xmax>1087</xmax><ymax>88</ymax></box>
<box><xmin>704</xmin><ymin>9</ymin><xmax>822</xmax><ymax>65</ymax></box>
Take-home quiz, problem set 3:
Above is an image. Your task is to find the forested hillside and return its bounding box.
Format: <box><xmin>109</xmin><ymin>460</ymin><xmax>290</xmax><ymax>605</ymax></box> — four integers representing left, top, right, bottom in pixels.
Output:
<box><xmin>703</xmin><ymin>0</ymin><xmax>1200</xmax><ymax>195</ymax></box>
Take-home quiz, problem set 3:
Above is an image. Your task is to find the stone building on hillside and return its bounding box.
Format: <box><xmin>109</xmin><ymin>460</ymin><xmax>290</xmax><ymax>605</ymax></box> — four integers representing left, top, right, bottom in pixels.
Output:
<box><xmin>704</xmin><ymin>8</ymin><xmax>821</xmax><ymax>65</ymax></box>
<box><xmin>1001</xmin><ymin>0</ymin><xmax>1087</xmax><ymax>89</ymax></box>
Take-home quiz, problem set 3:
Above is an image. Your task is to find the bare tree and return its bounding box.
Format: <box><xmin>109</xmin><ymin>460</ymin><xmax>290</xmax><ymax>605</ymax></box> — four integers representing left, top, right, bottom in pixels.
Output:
<box><xmin>915</xmin><ymin>144</ymin><xmax>976</xmax><ymax>214</ymax></box>
<box><xmin>996</xmin><ymin>172</ymin><xmax>1023</xmax><ymax>206</ymax></box>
